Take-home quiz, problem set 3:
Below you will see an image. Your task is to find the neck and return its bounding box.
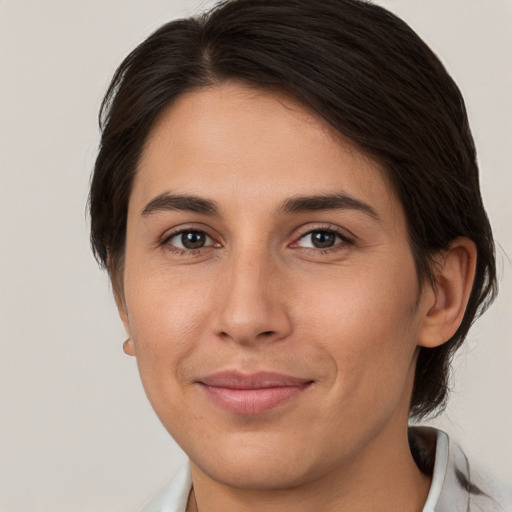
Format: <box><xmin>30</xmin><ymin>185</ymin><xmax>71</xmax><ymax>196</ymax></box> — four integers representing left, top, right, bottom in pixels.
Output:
<box><xmin>187</xmin><ymin>423</ymin><xmax>431</xmax><ymax>512</ymax></box>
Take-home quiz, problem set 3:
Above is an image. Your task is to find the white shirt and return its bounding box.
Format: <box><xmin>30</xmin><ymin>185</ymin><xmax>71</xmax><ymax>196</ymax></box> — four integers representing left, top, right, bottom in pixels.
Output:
<box><xmin>140</xmin><ymin>428</ymin><xmax>510</xmax><ymax>512</ymax></box>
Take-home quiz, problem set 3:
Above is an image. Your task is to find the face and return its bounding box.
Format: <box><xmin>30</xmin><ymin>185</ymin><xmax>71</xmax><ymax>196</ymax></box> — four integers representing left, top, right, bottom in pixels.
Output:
<box><xmin>120</xmin><ymin>82</ymin><xmax>430</xmax><ymax>489</ymax></box>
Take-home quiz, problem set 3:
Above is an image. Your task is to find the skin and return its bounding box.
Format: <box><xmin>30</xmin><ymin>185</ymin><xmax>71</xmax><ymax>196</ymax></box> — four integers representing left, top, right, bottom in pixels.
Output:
<box><xmin>117</xmin><ymin>82</ymin><xmax>476</xmax><ymax>512</ymax></box>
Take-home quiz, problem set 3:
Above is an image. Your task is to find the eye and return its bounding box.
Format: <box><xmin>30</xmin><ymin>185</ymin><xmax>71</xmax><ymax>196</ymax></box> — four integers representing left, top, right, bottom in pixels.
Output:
<box><xmin>165</xmin><ymin>230</ymin><xmax>214</xmax><ymax>250</ymax></box>
<box><xmin>295</xmin><ymin>229</ymin><xmax>346</xmax><ymax>249</ymax></box>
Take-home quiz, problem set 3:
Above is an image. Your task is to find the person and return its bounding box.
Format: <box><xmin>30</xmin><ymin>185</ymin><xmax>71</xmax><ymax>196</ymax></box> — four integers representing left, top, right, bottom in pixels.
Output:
<box><xmin>88</xmin><ymin>0</ymin><xmax>508</xmax><ymax>510</ymax></box>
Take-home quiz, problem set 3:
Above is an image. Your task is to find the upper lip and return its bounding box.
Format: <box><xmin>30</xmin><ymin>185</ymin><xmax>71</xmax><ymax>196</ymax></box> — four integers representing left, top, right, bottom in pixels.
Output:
<box><xmin>197</xmin><ymin>371</ymin><xmax>313</xmax><ymax>389</ymax></box>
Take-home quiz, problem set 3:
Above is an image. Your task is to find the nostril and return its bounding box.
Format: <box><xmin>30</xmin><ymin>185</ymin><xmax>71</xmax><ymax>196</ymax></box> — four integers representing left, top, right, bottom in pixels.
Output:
<box><xmin>259</xmin><ymin>331</ymin><xmax>276</xmax><ymax>338</ymax></box>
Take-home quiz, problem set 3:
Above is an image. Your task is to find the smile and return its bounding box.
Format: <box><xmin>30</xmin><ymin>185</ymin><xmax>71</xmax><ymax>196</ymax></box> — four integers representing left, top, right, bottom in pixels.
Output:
<box><xmin>197</xmin><ymin>371</ymin><xmax>314</xmax><ymax>415</ymax></box>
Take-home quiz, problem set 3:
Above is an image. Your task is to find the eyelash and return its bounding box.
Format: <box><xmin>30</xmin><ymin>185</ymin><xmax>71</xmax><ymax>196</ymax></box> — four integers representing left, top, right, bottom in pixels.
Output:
<box><xmin>161</xmin><ymin>227</ymin><xmax>219</xmax><ymax>256</ymax></box>
<box><xmin>160</xmin><ymin>224</ymin><xmax>353</xmax><ymax>256</ymax></box>
<box><xmin>291</xmin><ymin>225</ymin><xmax>353</xmax><ymax>254</ymax></box>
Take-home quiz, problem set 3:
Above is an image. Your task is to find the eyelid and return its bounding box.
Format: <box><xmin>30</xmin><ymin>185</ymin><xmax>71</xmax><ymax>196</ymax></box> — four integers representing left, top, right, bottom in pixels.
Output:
<box><xmin>158</xmin><ymin>222</ymin><xmax>354</xmax><ymax>254</ymax></box>
<box><xmin>167</xmin><ymin>230</ymin><xmax>214</xmax><ymax>248</ymax></box>
<box><xmin>160</xmin><ymin>223</ymin><xmax>215</xmax><ymax>241</ymax></box>
<box><xmin>293</xmin><ymin>223</ymin><xmax>354</xmax><ymax>241</ymax></box>
<box><xmin>289</xmin><ymin>223</ymin><xmax>355</xmax><ymax>250</ymax></box>
<box><xmin>160</xmin><ymin>224</ymin><xmax>221</xmax><ymax>253</ymax></box>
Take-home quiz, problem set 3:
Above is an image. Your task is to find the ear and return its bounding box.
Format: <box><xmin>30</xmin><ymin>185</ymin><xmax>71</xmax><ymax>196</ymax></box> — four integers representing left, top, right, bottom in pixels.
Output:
<box><xmin>116</xmin><ymin>294</ymin><xmax>136</xmax><ymax>357</ymax></box>
<box><xmin>108</xmin><ymin>254</ymin><xmax>135</xmax><ymax>357</ymax></box>
<box><xmin>114</xmin><ymin>291</ymin><xmax>136</xmax><ymax>357</ymax></box>
<box><xmin>417</xmin><ymin>237</ymin><xmax>477</xmax><ymax>348</ymax></box>
<box><xmin>114</xmin><ymin>287</ymin><xmax>129</xmax><ymax>332</ymax></box>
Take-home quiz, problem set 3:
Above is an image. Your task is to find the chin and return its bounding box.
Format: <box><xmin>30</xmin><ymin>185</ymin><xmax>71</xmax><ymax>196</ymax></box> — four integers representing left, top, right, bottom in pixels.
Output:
<box><xmin>187</xmin><ymin>430</ymin><xmax>331</xmax><ymax>491</ymax></box>
<box><xmin>199</xmin><ymin>456</ymin><xmax>317</xmax><ymax>491</ymax></box>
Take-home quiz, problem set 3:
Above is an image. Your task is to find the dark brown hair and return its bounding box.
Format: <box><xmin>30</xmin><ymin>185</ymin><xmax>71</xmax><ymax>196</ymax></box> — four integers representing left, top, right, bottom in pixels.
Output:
<box><xmin>89</xmin><ymin>0</ymin><xmax>497</xmax><ymax>418</ymax></box>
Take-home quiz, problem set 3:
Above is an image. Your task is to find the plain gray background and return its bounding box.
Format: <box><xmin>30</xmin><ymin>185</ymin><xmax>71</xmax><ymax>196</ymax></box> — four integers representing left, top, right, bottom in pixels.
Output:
<box><xmin>1</xmin><ymin>1</ymin><xmax>511</xmax><ymax>510</ymax></box>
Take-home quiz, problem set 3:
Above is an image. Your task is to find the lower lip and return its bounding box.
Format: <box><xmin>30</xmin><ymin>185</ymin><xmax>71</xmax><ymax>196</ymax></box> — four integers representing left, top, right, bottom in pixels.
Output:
<box><xmin>199</xmin><ymin>383</ymin><xmax>311</xmax><ymax>415</ymax></box>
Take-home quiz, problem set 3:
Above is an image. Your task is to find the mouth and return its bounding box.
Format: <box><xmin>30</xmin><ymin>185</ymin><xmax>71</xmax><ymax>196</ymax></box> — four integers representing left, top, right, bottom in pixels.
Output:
<box><xmin>196</xmin><ymin>371</ymin><xmax>314</xmax><ymax>415</ymax></box>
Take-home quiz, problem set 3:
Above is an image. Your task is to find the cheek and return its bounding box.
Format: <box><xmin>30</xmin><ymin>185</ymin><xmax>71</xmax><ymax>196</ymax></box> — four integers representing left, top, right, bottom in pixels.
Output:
<box><xmin>123</xmin><ymin>267</ymin><xmax>212</xmax><ymax>386</ymax></box>
<box><xmin>298</xmin><ymin>259</ymin><xmax>420</xmax><ymax>399</ymax></box>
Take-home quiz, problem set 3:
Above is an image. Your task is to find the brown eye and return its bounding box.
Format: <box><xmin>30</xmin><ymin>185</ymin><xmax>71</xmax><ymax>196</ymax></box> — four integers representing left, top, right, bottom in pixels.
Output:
<box><xmin>167</xmin><ymin>230</ymin><xmax>213</xmax><ymax>250</ymax></box>
<box><xmin>181</xmin><ymin>231</ymin><xmax>207</xmax><ymax>249</ymax></box>
<box><xmin>310</xmin><ymin>231</ymin><xmax>337</xmax><ymax>248</ymax></box>
<box><xmin>295</xmin><ymin>229</ymin><xmax>346</xmax><ymax>250</ymax></box>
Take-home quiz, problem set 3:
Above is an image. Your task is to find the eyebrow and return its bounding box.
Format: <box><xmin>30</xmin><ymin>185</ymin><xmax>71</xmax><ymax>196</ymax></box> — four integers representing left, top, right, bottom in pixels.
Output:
<box><xmin>141</xmin><ymin>191</ymin><xmax>380</xmax><ymax>222</ymax></box>
<box><xmin>278</xmin><ymin>193</ymin><xmax>381</xmax><ymax>221</ymax></box>
<box><xmin>141</xmin><ymin>193</ymin><xmax>220</xmax><ymax>217</ymax></box>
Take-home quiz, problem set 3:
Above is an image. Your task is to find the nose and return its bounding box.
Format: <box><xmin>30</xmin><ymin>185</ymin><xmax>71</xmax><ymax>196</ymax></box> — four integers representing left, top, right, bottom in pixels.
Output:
<box><xmin>211</xmin><ymin>248</ymin><xmax>292</xmax><ymax>346</ymax></box>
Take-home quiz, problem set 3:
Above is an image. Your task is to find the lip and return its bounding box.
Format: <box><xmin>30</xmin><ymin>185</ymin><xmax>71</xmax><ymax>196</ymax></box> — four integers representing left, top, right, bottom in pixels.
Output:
<box><xmin>196</xmin><ymin>371</ymin><xmax>313</xmax><ymax>415</ymax></box>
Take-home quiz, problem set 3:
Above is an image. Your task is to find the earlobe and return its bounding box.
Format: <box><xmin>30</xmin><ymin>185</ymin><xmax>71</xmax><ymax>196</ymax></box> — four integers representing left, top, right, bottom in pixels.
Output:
<box><xmin>116</xmin><ymin>294</ymin><xmax>135</xmax><ymax>357</ymax></box>
<box><xmin>115</xmin><ymin>293</ymin><xmax>135</xmax><ymax>355</ymax></box>
<box><xmin>418</xmin><ymin>237</ymin><xmax>477</xmax><ymax>348</ymax></box>
<box><xmin>123</xmin><ymin>338</ymin><xmax>135</xmax><ymax>356</ymax></box>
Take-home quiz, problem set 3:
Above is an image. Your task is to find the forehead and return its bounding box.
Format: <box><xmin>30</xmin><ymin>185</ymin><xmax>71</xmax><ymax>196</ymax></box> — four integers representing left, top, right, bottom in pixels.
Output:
<box><xmin>132</xmin><ymin>81</ymin><xmax>402</xmax><ymax>225</ymax></box>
